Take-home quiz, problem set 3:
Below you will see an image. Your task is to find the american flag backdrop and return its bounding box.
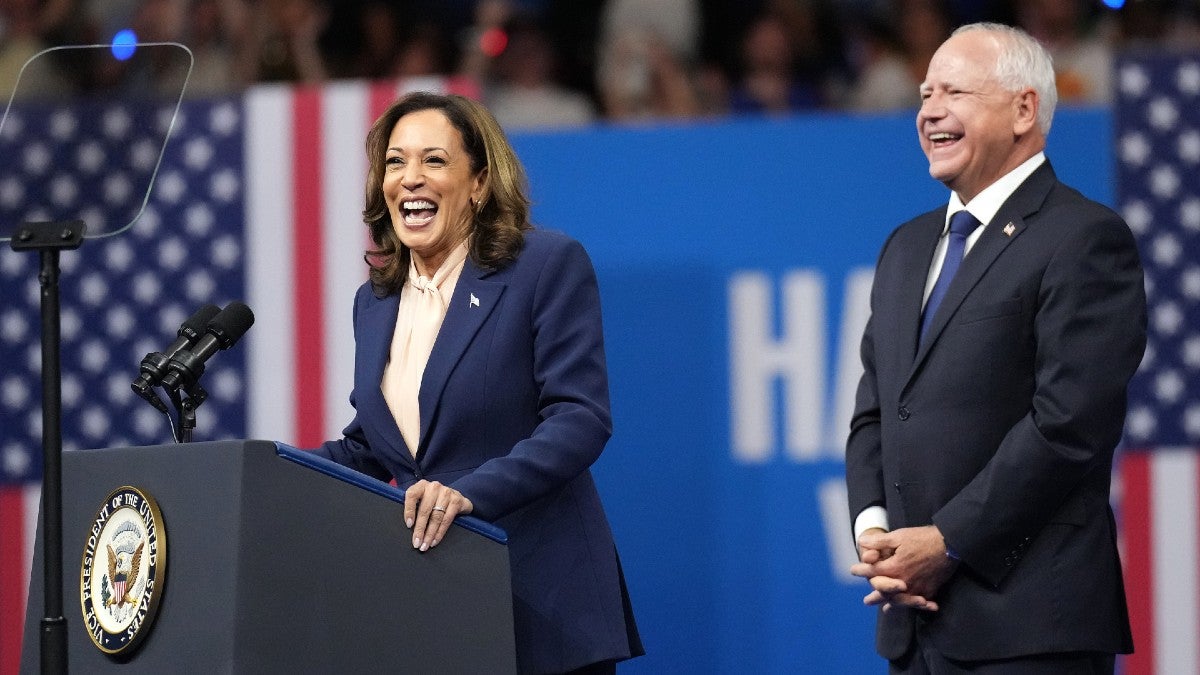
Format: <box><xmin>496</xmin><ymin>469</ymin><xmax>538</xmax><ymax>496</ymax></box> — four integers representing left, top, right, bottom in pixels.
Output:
<box><xmin>0</xmin><ymin>75</ymin><xmax>475</xmax><ymax>672</ymax></box>
<box><xmin>1114</xmin><ymin>53</ymin><xmax>1200</xmax><ymax>674</ymax></box>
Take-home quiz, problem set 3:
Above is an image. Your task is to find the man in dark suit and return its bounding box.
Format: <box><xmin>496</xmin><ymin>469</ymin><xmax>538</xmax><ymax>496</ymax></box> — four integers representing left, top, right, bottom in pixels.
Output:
<box><xmin>845</xmin><ymin>23</ymin><xmax>1146</xmax><ymax>673</ymax></box>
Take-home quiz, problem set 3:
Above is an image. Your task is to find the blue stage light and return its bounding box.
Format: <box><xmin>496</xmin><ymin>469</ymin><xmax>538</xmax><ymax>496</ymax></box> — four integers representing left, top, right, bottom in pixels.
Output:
<box><xmin>112</xmin><ymin>30</ymin><xmax>137</xmax><ymax>61</ymax></box>
<box><xmin>1102</xmin><ymin>0</ymin><xmax>1125</xmax><ymax>8</ymax></box>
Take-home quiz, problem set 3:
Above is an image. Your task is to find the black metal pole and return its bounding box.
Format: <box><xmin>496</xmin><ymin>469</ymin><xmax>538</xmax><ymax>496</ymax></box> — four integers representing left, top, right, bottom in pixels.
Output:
<box><xmin>12</xmin><ymin>220</ymin><xmax>85</xmax><ymax>675</ymax></box>
<box><xmin>37</xmin><ymin>248</ymin><xmax>67</xmax><ymax>675</ymax></box>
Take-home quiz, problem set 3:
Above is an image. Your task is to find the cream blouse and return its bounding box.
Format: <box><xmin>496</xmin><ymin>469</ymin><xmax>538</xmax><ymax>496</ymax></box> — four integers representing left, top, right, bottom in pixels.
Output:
<box><xmin>381</xmin><ymin>241</ymin><xmax>469</xmax><ymax>456</ymax></box>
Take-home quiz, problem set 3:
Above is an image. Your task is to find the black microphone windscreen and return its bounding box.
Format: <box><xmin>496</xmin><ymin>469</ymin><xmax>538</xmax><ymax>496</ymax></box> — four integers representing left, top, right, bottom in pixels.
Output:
<box><xmin>208</xmin><ymin>302</ymin><xmax>255</xmax><ymax>349</ymax></box>
<box><xmin>181</xmin><ymin>304</ymin><xmax>221</xmax><ymax>341</ymax></box>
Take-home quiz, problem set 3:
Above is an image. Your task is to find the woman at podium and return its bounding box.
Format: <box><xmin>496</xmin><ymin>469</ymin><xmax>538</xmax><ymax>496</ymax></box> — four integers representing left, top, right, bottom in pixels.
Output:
<box><xmin>311</xmin><ymin>91</ymin><xmax>643</xmax><ymax>674</ymax></box>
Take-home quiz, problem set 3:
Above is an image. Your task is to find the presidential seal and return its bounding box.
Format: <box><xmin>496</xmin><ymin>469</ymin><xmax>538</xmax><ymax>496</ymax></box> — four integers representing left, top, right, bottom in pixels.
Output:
<box><xmin>79</xmin><ymin>485</ymin><xmax>166</xmax><ymax>655</ymax></box>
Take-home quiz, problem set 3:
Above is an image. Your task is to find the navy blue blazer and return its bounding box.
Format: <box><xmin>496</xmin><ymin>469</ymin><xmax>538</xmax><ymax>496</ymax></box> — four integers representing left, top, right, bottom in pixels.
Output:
<box><xmin>315</xmin><ymin>229</ymin><xmax>642</xmax><ymax>673</ymax></box>
<box><xmin>846</xmin><ymin>163</ymin><xmax>1145</xmax><ymax>661</ymax></box>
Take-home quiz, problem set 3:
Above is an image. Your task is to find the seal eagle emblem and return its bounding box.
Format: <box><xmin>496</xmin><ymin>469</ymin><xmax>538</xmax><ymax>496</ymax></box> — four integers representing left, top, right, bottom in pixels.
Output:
<box><xmin>106</xmin><ymin>537</ymin><xmax>144</xmax><ymax>607</ymax></box>
<box><xmin>80</xmin><ymin>485</ymin><xmax>166</xmax><ymax>655</ymax></box>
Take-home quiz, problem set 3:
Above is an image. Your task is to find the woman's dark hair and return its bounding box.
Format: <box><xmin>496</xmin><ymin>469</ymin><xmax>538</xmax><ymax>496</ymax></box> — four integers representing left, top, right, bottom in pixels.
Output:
<box><xmin>363</xmin><ymin>92</ymin><xmax>532</xmax><ymax>294</ymax></box>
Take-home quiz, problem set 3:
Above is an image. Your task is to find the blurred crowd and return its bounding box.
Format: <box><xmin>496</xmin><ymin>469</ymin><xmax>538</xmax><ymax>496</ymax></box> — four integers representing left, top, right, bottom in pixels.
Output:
<box><xmin>2</xmin><ymin>0</ymin><xmax>1199</xmax><ymax>128</ymax></box>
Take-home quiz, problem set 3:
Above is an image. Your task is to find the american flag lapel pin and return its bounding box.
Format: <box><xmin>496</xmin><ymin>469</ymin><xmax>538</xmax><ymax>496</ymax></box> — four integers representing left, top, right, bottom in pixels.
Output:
<box><xmin>470</xmin><ymin>293</ymin><xmax>480</xmax><ymax>308</ymax></box>
<box><xmin>1003</xmin><ymin>222</ymin><xmax>1016</xmax><ymax>237</ymax></box>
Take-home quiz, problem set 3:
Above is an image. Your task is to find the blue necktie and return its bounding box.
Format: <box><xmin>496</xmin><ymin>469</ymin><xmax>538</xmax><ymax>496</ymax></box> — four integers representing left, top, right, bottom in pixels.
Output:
<box><xmin>920</xmin><ymin>210</ymin><xmax>979</xmax><ymax>341</ymax></box>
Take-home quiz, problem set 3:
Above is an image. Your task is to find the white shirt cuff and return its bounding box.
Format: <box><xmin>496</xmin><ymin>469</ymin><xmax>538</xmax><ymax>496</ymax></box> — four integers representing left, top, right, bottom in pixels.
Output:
<box><xmin>854</xmin><ymin>506</ymin><xmax>890</xmax><ymax>542</ymax></box>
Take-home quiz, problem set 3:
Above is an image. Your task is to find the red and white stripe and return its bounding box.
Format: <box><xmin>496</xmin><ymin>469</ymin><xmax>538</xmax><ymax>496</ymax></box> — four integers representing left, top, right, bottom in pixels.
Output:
<box><xmin>0</xmin><ymin>484</ymin><xmax>40</xmax><ymax>675</ymax></box>
<box><xmin>244</xmin><ymin>77</ymin><xmax>478</xmax><ymax>448</ymax></box>
<box><xmin>1120</xmin><ymin>448</ymin><xmax>1200</xmax><ymax>675</ymax></box>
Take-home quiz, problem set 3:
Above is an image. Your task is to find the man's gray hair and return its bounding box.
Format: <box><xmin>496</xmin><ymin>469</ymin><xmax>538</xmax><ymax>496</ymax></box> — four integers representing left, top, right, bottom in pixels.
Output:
<box><xmin>952</xmin><ymin>22</ymin><xmax>1057</xmax><ymax>135</ymax></box>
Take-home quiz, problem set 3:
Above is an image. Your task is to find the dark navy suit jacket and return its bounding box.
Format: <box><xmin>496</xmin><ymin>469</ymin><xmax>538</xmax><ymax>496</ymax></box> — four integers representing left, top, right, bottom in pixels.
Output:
<box><xmin>315</xmin><ymin>229</ymin><xmax>642</xmax><ymax>673</ymax></box>
<box><xmin>846</xmin><ymin>163</ymin><xmax>1145</xmax><ymax>661</ymax></box>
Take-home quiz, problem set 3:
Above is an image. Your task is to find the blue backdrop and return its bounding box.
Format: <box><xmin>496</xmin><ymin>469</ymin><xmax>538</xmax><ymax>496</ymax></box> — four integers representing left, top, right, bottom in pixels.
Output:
<box><xmin>506</xmin><ymin>108</ymin><xmax>1114</xmax><ymax>673</ymax></box>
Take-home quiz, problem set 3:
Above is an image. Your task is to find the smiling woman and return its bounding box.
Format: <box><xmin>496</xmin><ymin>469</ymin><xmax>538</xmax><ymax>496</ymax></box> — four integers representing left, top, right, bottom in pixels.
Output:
<box><xmin>306</xmin><ymin>91</ymin><xmax>644</xmax><ymax>675</ymax></box>
<box><xmin>381</xmin><ymin>109</ymin><xmax>484</xmax><ymax>277</ymax></box>
<box><xmin>361</xmin><ymin>93</ymin><xmax>531</xmax><ymax>295</ymax></box>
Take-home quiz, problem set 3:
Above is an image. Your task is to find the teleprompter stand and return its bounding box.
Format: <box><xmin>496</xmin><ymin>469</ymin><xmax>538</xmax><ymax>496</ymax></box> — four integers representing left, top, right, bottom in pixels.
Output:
<box><xmin>10</xmin><ymin>219</ymin><xmax>86</xmax><ymax>675</ymax></box>
<box><xmin>2</xmin><ymin>41</ymin><xmax>195</xmax><ymax>674</ymax></box>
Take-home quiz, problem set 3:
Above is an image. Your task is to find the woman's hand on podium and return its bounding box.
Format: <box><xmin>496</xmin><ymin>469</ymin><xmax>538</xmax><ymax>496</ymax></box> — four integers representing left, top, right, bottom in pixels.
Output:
<box><xmin>404</xmin><ymin>480</ymin><xmax>474</xmax><ymax>551</ymax></box>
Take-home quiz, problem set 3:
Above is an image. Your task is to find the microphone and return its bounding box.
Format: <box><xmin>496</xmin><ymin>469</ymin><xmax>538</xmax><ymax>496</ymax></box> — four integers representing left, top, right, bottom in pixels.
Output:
<box><xmin>132</xmin><ymin>303</ymin><xmax>221</xmax><ymax>410</ymax></box>
<box><xmin>160</xmin><ymin>301</ymin><xmax>255</xmax><ymax>392</ymax></box>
